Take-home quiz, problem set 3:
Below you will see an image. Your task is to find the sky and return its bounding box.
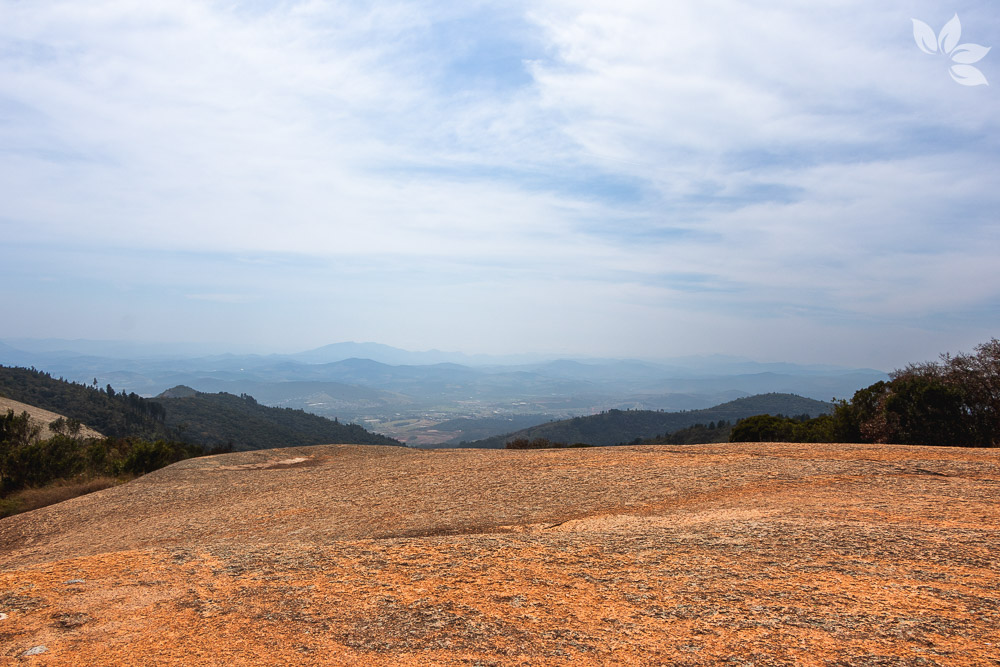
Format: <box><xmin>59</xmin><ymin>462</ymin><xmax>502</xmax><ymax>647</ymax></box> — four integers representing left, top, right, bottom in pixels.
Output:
<box><xmin>1</xmin><ymin>0</ymin><xmax>998</xmax><ymax>369</ymax></box>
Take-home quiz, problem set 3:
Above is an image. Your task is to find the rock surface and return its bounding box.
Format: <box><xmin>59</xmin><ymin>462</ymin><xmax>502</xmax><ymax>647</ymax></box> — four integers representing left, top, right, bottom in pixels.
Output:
<box><xmin>1</xmin><ymin>442</ymin><xmax>998</xmax><ymax>665</ymax></box>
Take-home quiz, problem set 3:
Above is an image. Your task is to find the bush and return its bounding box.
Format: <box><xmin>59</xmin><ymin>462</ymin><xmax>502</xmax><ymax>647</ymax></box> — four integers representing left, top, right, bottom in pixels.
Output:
<box><xmin>2</xmin><ymin>430</ymin><xmax>206</xmax><ymax>498</ymax></box>
<box><xmin>506</xmin><ymin>437</ymin><xmax>590</xmax><ymax>449</ymax></box>
<box><xmin>730</xmin><ymin>415</ymin><xmax>796</xmax><ymax>442</ymax></box>
<box><xmin>1</xmin><ymin>434</ymin><xmax>87</xmax><ymax>493</ymax></box>
<box><xmin>120</xmin><ymin>440</ymin><xmax>194</xmax><ymax>475</ymax></box>
<box><xmin>0</xmin><ymin>410</ymin><xmax>40</xmax><ymax>450</ymax></box>
<box><xmin>730</xmin><ymin>413</ymin><xmax>839</xmax><ymax>444</ymax></box>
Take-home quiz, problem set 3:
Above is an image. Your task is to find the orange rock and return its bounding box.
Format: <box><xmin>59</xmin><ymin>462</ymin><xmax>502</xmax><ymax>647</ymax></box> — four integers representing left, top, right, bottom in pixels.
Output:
<box><xmin>1</xmin><ymin>443</ymin><xmax>998</xmax><ymax>665</ymax></box>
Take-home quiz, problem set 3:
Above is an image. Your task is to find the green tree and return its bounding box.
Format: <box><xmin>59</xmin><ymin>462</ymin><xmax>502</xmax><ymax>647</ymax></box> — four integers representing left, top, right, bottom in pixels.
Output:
<box><xmin>730</xmin><ymin>415</ymin><xmax>796</xmax><ymax>442</ymax></box>
<box><xmin>932</xmin><ymin>338</ymin><xmax>1000</xmax><ymax>445</ymax></box>
<box><xmin>1</xmin><ymin>410</ymin><xmax>40</xmax><ymax>449</ymax></box>
<box><xmin>831</xmin><ymin>339</ymin><xmax>999</xmax><ymax>447</ymax></box>
<box><xmin>881</xmin><ymin>374</ymin><xmax>972</xmax><ymax>446</ymax></box>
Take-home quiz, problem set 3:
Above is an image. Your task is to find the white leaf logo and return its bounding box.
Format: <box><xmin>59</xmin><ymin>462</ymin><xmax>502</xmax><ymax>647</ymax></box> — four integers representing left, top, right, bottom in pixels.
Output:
<box><xmin>950</xmin><ymin>64</ymin><xmax>990</xmax><ymax>87</ymax></box>
<box><xmin>913</xmin><ymin>15</ymin><xmax>991</xmax><ymax>87</ymax></box>
<box><xmin>938</xmin><ymin>14</ymin><xmax>962</xmax><ymax>54</ymax></box>
<box><xmin>912</xmin><ymin>19</ymin><xmax>938</xmax><ymax>54</ymax></box>
<box><xmin>951</xmin><ymin>43</ymin><xmax>991</xmax><ymax>65</ymax></box>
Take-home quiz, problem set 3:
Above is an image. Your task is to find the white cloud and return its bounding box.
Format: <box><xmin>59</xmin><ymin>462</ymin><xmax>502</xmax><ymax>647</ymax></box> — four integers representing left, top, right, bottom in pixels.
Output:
<box><xmin>1</xmin><ymin>0</ymin><xmax>998</xmax><ymax>365</ymax></box>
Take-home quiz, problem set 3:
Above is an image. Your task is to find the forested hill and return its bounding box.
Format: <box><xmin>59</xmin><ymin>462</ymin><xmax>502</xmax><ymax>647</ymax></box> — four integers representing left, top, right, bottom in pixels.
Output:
<box><xmin>0</xmin><ymin>366</ymin><xmax>402</xmax><ymax>451</ymax></box>
<box><xmin>152</xmin><ymin>387</ymin><xmax>402</xmax><ymax>450</ymax></box>
<box><xmin>0</xmin><ymin>365</ymin><xmax>171</xmax><ymax>440</ymax></box>
<box><xmin>462</xmin><ymin>393</ymin><xmax>834</xmax><ymax>449</ymax></box>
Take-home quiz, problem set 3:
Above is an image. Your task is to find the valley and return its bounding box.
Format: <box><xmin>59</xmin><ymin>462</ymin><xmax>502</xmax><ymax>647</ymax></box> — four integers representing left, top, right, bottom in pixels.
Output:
<box><xmin>0</xmin><ymin>339</ymin><xmax>886</xmax><ymax>446</ymax></box>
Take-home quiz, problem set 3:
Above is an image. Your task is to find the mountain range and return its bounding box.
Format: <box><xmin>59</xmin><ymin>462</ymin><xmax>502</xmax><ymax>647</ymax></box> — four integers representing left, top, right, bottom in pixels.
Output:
<box><xmin>0</xmin><ymin>338</ymin><xmax>887</xmax><ymax>444</ymax></box>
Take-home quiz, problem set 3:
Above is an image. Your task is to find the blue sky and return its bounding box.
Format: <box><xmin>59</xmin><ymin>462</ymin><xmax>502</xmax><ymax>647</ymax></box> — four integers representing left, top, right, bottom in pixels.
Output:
<box><xmin>1</xmin><ymin>0</ymin><xmax>998</xmax><ymax>368</ymax></box>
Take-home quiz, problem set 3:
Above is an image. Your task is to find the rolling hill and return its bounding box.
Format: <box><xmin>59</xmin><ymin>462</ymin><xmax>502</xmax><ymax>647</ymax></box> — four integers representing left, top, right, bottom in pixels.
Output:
<box><xmin>152</xmin><ymin>386</ymin><xmax>402</xmax><ymax>450</ymax></box>
<box><xmin>0</xmin><ymin>366</ymin><xmax>401</xmax><ymax>451</ymax></box>
<box><xmin>462</xmin><ymin>392</ymin><xmax>834</xmax><ymax>448</ymax></box>
<box><xmin>0</xmin><ymin>365</ymin><xmax>171</xmax><ymax>440</ymax></box>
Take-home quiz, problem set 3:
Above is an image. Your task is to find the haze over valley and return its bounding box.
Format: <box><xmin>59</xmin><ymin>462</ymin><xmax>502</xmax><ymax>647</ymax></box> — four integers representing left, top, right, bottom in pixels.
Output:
<box><xmin>1</xmin><ymin>338</ymin><xmax>884</xmax><ymax>445</ymax></box>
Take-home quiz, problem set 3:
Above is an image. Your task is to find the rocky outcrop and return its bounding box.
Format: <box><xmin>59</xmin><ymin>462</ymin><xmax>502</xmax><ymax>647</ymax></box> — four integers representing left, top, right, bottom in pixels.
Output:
<box><xmin>1</xmin><ymin>442</ymin><xmax>998</xmax><ymax>664</ymax></box>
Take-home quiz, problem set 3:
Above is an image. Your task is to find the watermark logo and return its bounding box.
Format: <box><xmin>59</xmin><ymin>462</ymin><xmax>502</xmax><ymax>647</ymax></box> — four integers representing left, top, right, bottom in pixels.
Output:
<box><xmin>912</xmin><ymin>14</ymin><xmax>990</xmax><ymax>86</ymax></box>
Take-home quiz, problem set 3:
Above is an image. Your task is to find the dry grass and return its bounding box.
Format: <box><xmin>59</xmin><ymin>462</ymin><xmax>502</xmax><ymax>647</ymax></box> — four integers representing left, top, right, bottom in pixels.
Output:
<box><xmin>0</xmin><ymin>475</ymin><xmax>127</xmax><ymax>518</ymax></box>
<box><xmin>0</xmin><ymin>396</ymin><xmax>104</xmax><ymax>440</ymax></box>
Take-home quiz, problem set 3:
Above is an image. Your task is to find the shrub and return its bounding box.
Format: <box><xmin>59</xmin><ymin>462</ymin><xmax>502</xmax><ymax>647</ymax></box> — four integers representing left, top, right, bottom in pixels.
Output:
<box><xmin>0</xmin><ymin>410</ymin><xmax>40</xmax><ymax>450</ymax></box>
<box><xmin>1</xmin><ymin>434</ymin><xmax>87</xmax><ymax>493</ymax></box>
<box><xmin>506</xmin><ymin>437</ymin><xmax>588</xmax><ymax>449</ymax></box>
<box><xmin>120</xmin><ymin>440</ymin><xmax>193</xmax><ymax>475</ymax></box>
<box><xmin>730</xmin><ymin>415</ymin><xmax>796</xmax><ymax>442</ymax></box>
<box><xmin>2</xmin><ymin>432</ymin><xmax>205</xmax><ymax>497</ymax></box>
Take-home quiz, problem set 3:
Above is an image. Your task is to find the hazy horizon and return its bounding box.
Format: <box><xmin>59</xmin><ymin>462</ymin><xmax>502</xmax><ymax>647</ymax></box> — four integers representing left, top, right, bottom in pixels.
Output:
<box><xmin>2</xmin><ymin>2</ymin><xmax>997</xmax><ymax>370</ymax></box>
<box><xmin>0</xmin><ymin>334</ymin><xmax>907</xmax><ymax>373</ymax></box>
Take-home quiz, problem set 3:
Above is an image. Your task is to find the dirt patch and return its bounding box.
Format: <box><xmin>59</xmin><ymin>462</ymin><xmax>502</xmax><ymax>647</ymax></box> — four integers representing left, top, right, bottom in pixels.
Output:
<box><xmin>212</xmin><ymin>456</ymin><xmax>318</xmax><ymax>471</ymax></box>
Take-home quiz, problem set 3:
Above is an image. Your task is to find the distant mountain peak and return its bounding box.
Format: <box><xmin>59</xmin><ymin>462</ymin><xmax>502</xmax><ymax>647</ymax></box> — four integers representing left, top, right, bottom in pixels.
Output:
<box><xmin>158</xmin><ymin>385</ymin><xmax>199</xmax><ymax>399</ymax></box>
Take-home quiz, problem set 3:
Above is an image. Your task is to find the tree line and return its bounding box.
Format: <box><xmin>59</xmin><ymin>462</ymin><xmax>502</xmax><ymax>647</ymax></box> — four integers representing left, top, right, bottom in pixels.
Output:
<box><xmin>0</xmin><ymin>367</ymin><xmax>403</xmax><ymax>451</ymax></box>
<box><xmin>484</xmin><ymin>393</ymin><xmax>831</xmax><ymax>448</ymax></box>
<box><xmin>730</xmin><ymin>339</ymin><xmax>999</xmax><ymax>447</ymax></box>
<box><xmin>1</xmin><ymin>409</ymin><xmax>225</xmax><ymax>517</ymax></box>
<box><xmin>0</xmin><ymin>366</ymin><xmax>171</xmax><ymax>440</ymax></box>
<box><xmin>157</xmin><ymin>389</ymin><xmax>402</xmax><ymax>450</ymax></box>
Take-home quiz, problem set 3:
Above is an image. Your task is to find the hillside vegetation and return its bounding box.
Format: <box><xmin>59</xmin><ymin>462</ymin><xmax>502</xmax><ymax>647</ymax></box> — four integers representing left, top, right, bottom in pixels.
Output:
<box><xmin>730</xmin><ymin>339</ymin><xmax>1000</xmax><ymax>447</ymax></box>
<box><xmin>467</xmin><ymin>393</ymin><xmax>832</xmax><ymax>448</ymax></box>
<box><xmin>153</xmin><ymin>386</ymin><xmax>401</xmax><ymax>450</ymax></box>
<box><xmin>0</xmin><ymin>366</ymin><xmax>170</xmax><ymax>440</ymax></box>
<box><xmin>0</xmin><ymin>396</ymin><xmax>104</xmax><ymax>440</ymax></box>
<box><xmin>641</xmin><ymin>420</ymin><xmax>734</xmax><ymax>445</ymax></box>
<box><xmin>0</xmin><ymin>407</ymin><xmax>211</xmax><ymax>517</ymax></box>
<box><xmin>0</xmin><ymin>367</ymin><xmax>401</xmax><ymax>451</ymax></box>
